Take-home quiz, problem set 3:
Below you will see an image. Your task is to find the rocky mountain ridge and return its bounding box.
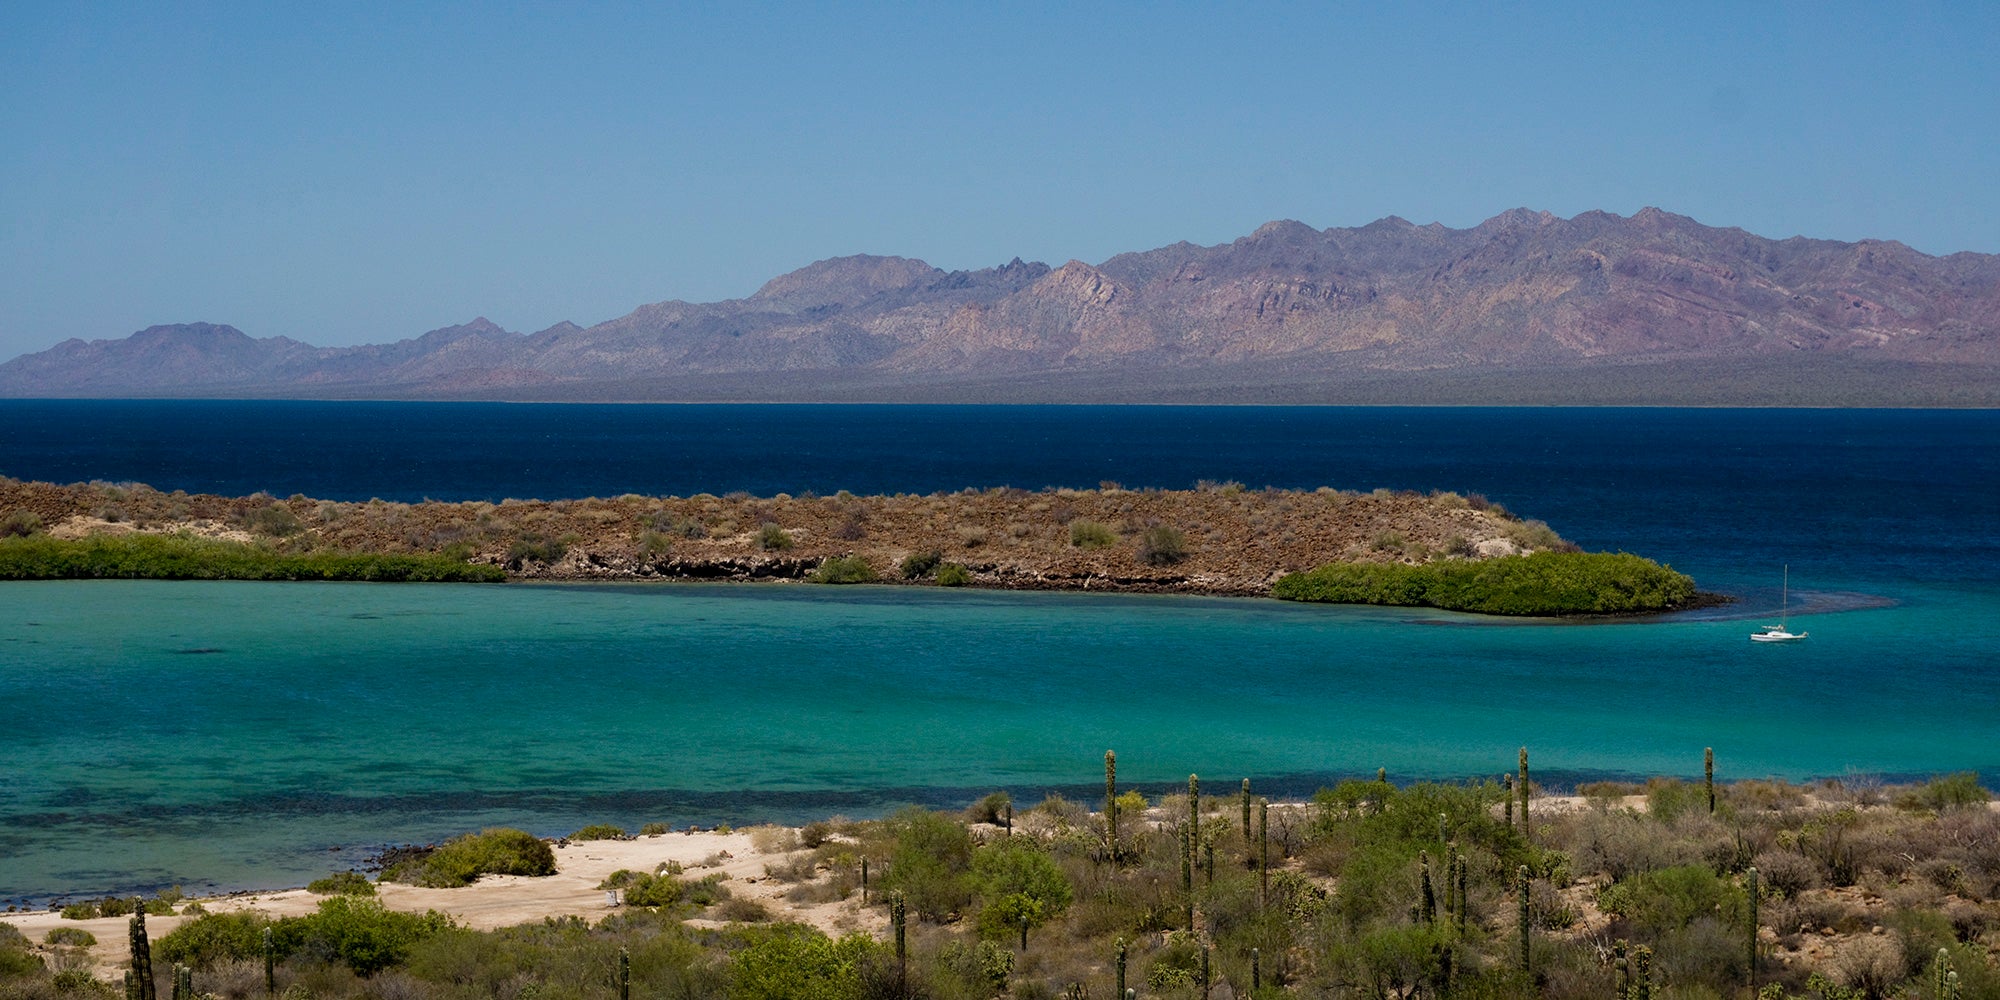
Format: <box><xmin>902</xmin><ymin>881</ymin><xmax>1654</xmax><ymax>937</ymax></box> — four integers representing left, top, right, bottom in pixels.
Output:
<box><xmin>5</xmin><ymin>207</ymin><xmax>1996</xmax><ymax>403</ymax></box>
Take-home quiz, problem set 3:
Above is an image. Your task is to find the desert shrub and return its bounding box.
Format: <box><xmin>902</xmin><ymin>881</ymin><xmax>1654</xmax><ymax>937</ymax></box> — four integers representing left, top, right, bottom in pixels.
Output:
<box><xmin>713</xmin><ymin>897</ymin><xmax>773</xmax><ymax>923</ymax></box>
<box><xmin>57</xmin><ymin>902</ymin><xmax>99</xmax><ymax>920</ymax></box>
<box><xmin>506</xmin><ymin>533</ymin><xmax>567</xmax><ymax>565</ymax></box>
<box><xmin>809</xmin><ymin>554</ymin><xmax>877</xmax><ymax>584</ymax></box>
<box><xmin>271</xmin><ymin>897</ymin><xmax>452</xmax><ymax>977</ymax></box>
<box><xmin>642</xmin><ymin>510</ymin><xmax>707</xmax><ymax>539</ymax></box>
<box><xmin>966</xmin><ymin>791</ymin><xmax>1012</xmax><ymax>825</ymax></box>
<box><xmin>900</xmin><ymin>550</ymin><xmax>942</xmax><ymax>579</ymax></box>
<box><xmin>971</xmin><ymin>840</ymin><xmax>1073</xmax><ymax>938</ymax></box>
<box><xmin>1752</xmin><ymin>850</ymin><xmax>1823</xmax><ymax>897</ymax></box>
<box><xmin>382</xmin><ymin>828</ymin><xmax>555</xmax><ymax>888</ymax></box>
<box><xmin>568</xmin><ymin>823</ymin><xmax>627</xmax><ymax>841</ymax></box>
<box><xmin>1897</xmin><ymin>772</ymin><xmax>1990</xmax><ymax>812</ymax></box>
<box><xmin>936</xmin><ymin>562</ymin><xmax>972</xmax><ymax>586</ymax></box>
<box><xmin>938</xmin><ymin>938</ymin><xmax>1016</xmax><ymax>994</ymax></box>
<box><xmin>0</xmin><ymin>511</ymin><xmax>42</xmax><ymax>537</ymax></box>
<box><xmin>880</xmin><ymin>807</ymin><xmax>975</xmax><ymax>921</ymax></box>
<box><xmin>1027</xmin><ymin>793</ymin><xmax>1089</xmax><ymax>828</ymax></box>
<box><xmin>43</xmin><ymin>928</ymin><xmax>94</xmax><ymax>947</ymax></box>
<box><xmin>754</xmin><ymin>523</ymin><xmax>794</xmax><ymax>551</ymax></box>
<box><xmin>242</xmin><ymin>503</ymin><xmax>305</xmax><ymax>537</ymax></box>
<box><xmin>306</xmin><ymin>870</ymin><xmax>376</xmax><ymax>896</ymax></box>
<box><xmin>1137</xmin><ymin>525</ymin><xmax>1188</xmax><ymax>566</ymax></box>
<box><xmin>0</xmin><ymin>923</ymin><xmax>27</xmax><ymax>948</ymax></box>
<box><xmin>1273</xmin><ymin>551</ymin><xmax>1696</xmax><ymax>615</ymax></box>
<box><xmin>1598</xmin><ymin>864</ymin><xmax>1746</xmax><ymax>937</ymax></box>
<box><xmin>1647</xmin><ymin>777</ymin><xmax>1711</xmax><ymax>823</ymax></box>
<box><xmin>636</xmin><ymin>530</ymin><xmax>673</xmax><ymax>557</ymax></box>
<box><xmin>1068</xmin><ymin>520</ymin><xmax>1117</xmax><ymax>549</ymax></box>
<box><xmin>749</xmin><ymin>824</ymin><xmax>801</xmax><ymax>854</ymax></box>
<box><xmin>624</xmin><ymin>872</ymin><xmax>736</xmax><ymax>912</ymax></box>
<box><xmin>639</xmin><ymin>822</ymin><xmax>671</xmax><ymax>836</ymax></box>
<box><xmin>156</xmin><ymin>911</ymin><xmax>271</xmax><ymax>968</ymax></box>
<box><xmin>729</xmin><ymin>923</ymin><xmax>885</xmax><ymax>1000</ymax></box>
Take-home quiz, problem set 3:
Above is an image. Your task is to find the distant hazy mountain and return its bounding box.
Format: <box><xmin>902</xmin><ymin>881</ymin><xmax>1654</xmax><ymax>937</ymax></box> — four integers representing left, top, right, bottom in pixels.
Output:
<box><xmin>5</xmin><ymin>208</ymin><xmax>1997</xmax><ymax>405</ymax></box>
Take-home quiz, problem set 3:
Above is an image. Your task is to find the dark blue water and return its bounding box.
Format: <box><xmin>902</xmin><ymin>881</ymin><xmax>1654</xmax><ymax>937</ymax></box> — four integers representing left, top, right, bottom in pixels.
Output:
<box><xmin>4</xmin><ymin>401</ymin><xmax>1995</xmax><ymax>592</ymax></box>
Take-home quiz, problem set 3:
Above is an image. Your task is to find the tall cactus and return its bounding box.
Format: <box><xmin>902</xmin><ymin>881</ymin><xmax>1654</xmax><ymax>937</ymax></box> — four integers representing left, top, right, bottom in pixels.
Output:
<box><xmin>1455</xmin><ymin>853</ymin><xmax>1469</xmax><ymax>934</ymax></box>
<box><xmin>1706</xmin><ymin>747</ymin><xmax>1716</xmax><ymax>814</ymax></box>
<box><xmin>618</xmin><ymin>947</ymin><xmax>630</xmax><ymax>1000</ymax></box>
<box><xmin>1258</xmin><ymin>799</ymin><xmax>1270</xmax><ymax>908</ymax></box>
<box><xmin>1516</xmin><ymin>865</ymin><xmax>1532</xmax><ymax>973</ymax></box>
<box><xmin>891</xmin><ymin>891</ymin><xmax>907</xmax><ymax>974</ymax></box>
<box><xmin>262</xmin><ymin>926</ymin><xmax>275</xmax><ymax>995</ymax></box>
<box><xmin>1252</xmin><ymin>947</ymin><xmax>1262</xmax><ymax>992</ymax></box>
<box><xmin>1185</xmin><ymin>773</ymin><xmax>1200</xmax><ymax>926</ymax></box>
<box><xmin>1105</xmin><ymin>750</ymin><xmax>1119</xmax><ymax>851</ymax></box>
<box><xmin>1518</xmin><ymin>747</ymin><xmax>1531</xmax><ymax>840</ymax></box>
<box><xmin>1115</xmin><ymin>937</ymin><xmax>1127</xmax><ymax>998</ymax></box>
<box><xmin>130</xmin><ymin>906</ymin><xmax>156</xmax><ymax>1000</ymax></box>
<box><xmin>1504</xmin><ymin>774</ymin><xmax>1514</xmax><ymax>827</ymax></box>
<box><xmin>1747</xmin><ymin>865</ymin><xmax>1761</xmax><ymax>982</ymax></box>
<box><xmin>1420</xmin><ymin>852</ymin><xmax>1437</xmax><ymax>925</ymax></box>
<box><xmin>1241</xmin><ymin>778</ymin><xmax>1252</xmax><ymax>851</ymax></box>
<box><xmin>1634</xmin><ymin>945</ymin><xmax>1654</xmax><ymax>1000</ymax></box>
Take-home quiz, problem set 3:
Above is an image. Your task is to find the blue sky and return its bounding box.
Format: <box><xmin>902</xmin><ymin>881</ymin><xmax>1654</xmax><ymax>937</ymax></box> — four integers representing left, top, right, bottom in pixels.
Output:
<box><xmin>3</xmin><ymin>3</ymin><xmax>1995</xmax><ymax>359</ymax></box>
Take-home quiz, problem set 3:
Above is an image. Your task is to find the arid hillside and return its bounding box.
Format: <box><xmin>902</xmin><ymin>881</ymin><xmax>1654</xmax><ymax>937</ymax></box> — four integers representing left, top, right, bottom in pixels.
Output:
<box><xmin>0</xmin><ymin>477</ymin><xmax>1569</xmax><ymax>596</ymax></box>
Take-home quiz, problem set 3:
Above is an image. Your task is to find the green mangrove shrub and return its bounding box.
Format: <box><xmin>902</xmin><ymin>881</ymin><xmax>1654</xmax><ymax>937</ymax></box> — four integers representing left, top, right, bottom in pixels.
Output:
<box><xmin>809</xmin><ymin>554</ymin><xmax>877</xmax><ymax>584</ymax></box>
<box><xmin>0</xmin><ymin>534</ymin><xmax>504</xmax><ymax>582</ymax></box>
<box><xmin>1272</xmin><ymin>550</ymin><xmax>1696</xmax><ymax>615</ymax></box>
<box><xmin>935</xmin><ymin>562</ymin><xmax>972</xmax><ymax>587</ymax></box>
<box><xmin>306</xmin><ymin>871</ymin><xmax>376</xmax><ymax>896</ymax></box>
<box><xmin>382</xmin><ymin>828</ymin><xmax>556</xmax><ymax>888</ymax></box>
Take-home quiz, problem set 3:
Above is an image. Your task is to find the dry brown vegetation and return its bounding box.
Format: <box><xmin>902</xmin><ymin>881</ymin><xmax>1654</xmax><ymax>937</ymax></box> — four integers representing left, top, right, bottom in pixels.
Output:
<box><xmin>0</xmin><ymin>477</ymin><xmax>1558</xmax><ymax>595</ymax></box>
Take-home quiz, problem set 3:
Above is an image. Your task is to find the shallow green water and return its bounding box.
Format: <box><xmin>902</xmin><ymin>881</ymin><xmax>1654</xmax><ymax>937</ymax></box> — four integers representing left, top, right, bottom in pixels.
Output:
<box><xmin>2</xmin><ymin>577</ymin><xmax>1994</xmax><ymax>901</ymax></box>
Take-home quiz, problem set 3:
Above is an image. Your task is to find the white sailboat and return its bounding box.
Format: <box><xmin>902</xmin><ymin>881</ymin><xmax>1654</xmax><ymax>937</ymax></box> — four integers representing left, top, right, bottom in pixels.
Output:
<box><xmin>1751</xmin><ymin>565</ymin><xmax>1808</xmax><ymax>642</ymax></box>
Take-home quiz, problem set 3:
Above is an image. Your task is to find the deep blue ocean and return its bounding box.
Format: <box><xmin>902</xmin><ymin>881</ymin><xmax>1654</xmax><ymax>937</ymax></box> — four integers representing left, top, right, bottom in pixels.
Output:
<box><xmin>1</xmin><ymin>401</ymin><xmax>1996</xmax><ymax>901</ymax></box>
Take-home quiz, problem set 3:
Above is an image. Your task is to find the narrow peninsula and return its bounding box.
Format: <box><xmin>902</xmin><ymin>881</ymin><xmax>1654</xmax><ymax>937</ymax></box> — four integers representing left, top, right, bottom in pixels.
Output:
<box><xmin>0</xmin><ymin>477</ymin><xmax>1702</xmax><ymax>614</ymax></box>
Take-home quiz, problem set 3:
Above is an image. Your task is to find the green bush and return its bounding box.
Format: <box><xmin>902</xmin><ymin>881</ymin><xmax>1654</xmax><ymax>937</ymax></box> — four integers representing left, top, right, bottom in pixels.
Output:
<box><xmin>621</xmin><ymin>871</ymin><xmax>728</xmax><ymax>909</ymax></box>
<box><xmin>1273</xmin><ymin>550</ymin><xmax>1697</xmax><ymax>615</ymax></box>
<box><xmin>307</xmin><ymin>871</ymin><xmax>377</xmax><ymax>896</ymax></box>
<box><xmin>156</xmin><ymin>911</ymin><xmax>271</xmax><ymax>968</ymax></box>
<box><xmin>971</xmin><ymin>840</ymin><xmax>1073</xmax><ymax>938</ymax></box>
<box><xmin>271</xmin><ymin>897</ymin><xmax>452</xmax><ymax>977</ymax></box>
<box><xmin>383</xmin><ymin>828</ymin><xmax>556</xmax><ymax>888</ymax></box>
<box><xmin>568</xmin><ymin>824</ymin><xmax>627</xmax><ymax>841</ymax></box>
<box><xmin>1069</xmin><ymin>520</ymin><xmax>1118</xmax><ymax>549</ymax></box>
<box><xmin>0</xmin><ymin>511</ymin><xmax>42</xmax><ymax>538</ymax></box>
<box><xmin>900</xmin><ymin>550</ymin><xmax>942</xmax><ymax>579</ymax></box>
<box><xmin>730</xmin><ymin>923</ymin><xmax>886</xmax><ymax>1000</ymax></box>
<box><xmin>43</xmin><ymin>928</ymin><xmax>94</xmax><ymax>947</ymax></box>
<box><xmin>936</xmin><ymin>562</ymin><xmax>972</xmax><ymax>587</ymax></box>
<box><xmin>1597</xmin><ymin>864</ymin><xmax>1746</xmax><ymax>937</ymax></box>
<box><xmin>1137</xmin><ymin>525</ymin><xmax>1189</xmax><ymax>566</ymax></box>
<box><xmin>1896</xmin><ymin>772</ymin><xmax>1990</xmax><ymax>812</ymax></box>
<box><xmin>808</xmin><ymin>554</ymin><xmax>877</xmax><ymax>584</ymax></box>
<box><xmin>0</xmin><ymin>534</ymin><xmax>504</xmax><ymax>582</ymax></box>
<box><xmin>755</xmin><ymin>523</ymin><xmax>794</xmax><ymax>551</ymax></box>
<box><xmin>639</xmin><ymin>822</ymin><xmax>671</xmax><ymax>836</ymax></box>
<box><xmin>880</xmin><ymin>807</ymin><xmax>975</xmax><ymax>922</ymax></box>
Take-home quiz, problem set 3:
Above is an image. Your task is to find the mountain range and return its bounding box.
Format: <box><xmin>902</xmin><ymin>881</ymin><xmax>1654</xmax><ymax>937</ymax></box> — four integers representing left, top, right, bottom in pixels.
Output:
<box><xmin>5</xmin><ymin>207</ymin><xmax>1997</xmax><ymax>405</ymax></box>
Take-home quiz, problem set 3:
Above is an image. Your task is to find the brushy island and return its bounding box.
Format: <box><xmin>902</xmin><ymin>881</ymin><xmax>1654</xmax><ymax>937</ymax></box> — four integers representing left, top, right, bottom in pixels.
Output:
<box><xmin>7</xmin><ymin>756</ymin><xmax>1995</xmax><ymax>1000</ymax></box>
<box><xmin>0</xmin><ymin>476</ymin><xmax>1702</xmax><ymax>614</ymax></box>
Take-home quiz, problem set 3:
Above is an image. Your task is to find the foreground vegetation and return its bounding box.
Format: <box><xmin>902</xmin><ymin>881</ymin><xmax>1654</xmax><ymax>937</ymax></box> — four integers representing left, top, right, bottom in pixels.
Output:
<box><xmin>1274</xmin><ymin>551</ymin><xmax>1699</xmax><ymax>615</ymax></box>
<box><xmin>0</xmin><ymin>534</ymin><xmax>504</xmax><ymax>583</ymax></box>
<box><xmin>5</xmin><ymin>760</ymin><xmax>1994</xmax><ymax>1000</ymax></box>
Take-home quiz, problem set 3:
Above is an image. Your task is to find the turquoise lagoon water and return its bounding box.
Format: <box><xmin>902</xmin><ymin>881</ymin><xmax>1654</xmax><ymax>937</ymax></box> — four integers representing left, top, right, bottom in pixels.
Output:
<box><xmin>1</xmin><ymin>403</ymin><xmax>1996</xmax><ymax>900</ymax></box>
<box><xmin>2</xmin><ymin>574</ymin><xmax>1994</xmax><ymax>902</ymax></box>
